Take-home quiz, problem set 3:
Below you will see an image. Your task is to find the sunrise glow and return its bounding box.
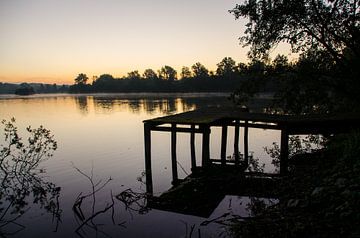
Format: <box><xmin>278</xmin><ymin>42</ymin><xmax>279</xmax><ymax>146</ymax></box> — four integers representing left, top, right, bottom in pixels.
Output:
<box><xmin>0</xmin><ymin>0</ymin><xmax>292</xmax><ymax>84</ymax></box>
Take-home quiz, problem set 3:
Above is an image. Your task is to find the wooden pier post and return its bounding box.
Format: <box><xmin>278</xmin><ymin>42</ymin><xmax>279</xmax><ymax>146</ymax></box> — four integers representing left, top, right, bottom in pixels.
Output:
<box><xmin>171</xmin><ymin>123</ymin><xmax>178</xmax><ymax>184</ymax></box>
<box><xmin>234</xmin><ymin>120</ymin><xmax>240</xmax><ymax>166</ymax></box>
<box><xmin>144</xmin><ymin>122</ymin><xmax>153</xmax><ymax>195</ymax></box>
<box><xmin>201</xmin><ymin>125</ymin><xmax>211</xmax><ymax>167</ymax></box>
<box><xmin>244</xmin><ymin>120</ymin><xmax>249</xmax><ymax>167</ymax></box>
<box><xmin>190</xmin><ymin>125</ymin><xmax>196</xmax><ymax>170</ymax></box>
<box><xmin>220</xmin><ymin>125</ymin><xmax>228</xmax><ymax>165</ymax></box>
<box><xmin>280</xmin><ymin>126</ymin><xmax>289</xmax><ymax>175</ymax></box>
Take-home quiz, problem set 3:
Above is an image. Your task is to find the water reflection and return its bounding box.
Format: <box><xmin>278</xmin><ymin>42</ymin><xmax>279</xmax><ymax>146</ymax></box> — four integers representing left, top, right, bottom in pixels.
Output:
<box><xmin>75</xmin><ymin>97</ymin><xmax>89</xmax><ymax>114</ymax></box>
<box><xmin>71</xmin><ymin>165</ymin><xmax>115</xmax><ymax>238</ymax></box>
<box><xmin>73</xmin><ymin>94</ymin><xmax>232</xmax><ymax>116</ymax></box>
<box><xmin>0</xmin><ymin>93</ymin><xmax>280</xmax><ymax>237</ymax></box>
<box><xmin>0</xmin><ymin>119</ymin><xmax>61</xmax><ymax>236</ymax></box>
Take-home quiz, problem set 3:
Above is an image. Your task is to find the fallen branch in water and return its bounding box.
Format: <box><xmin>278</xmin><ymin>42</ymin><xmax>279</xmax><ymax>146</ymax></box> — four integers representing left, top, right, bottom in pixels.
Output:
<box><xmin>116</xmin><ymin>188</ymin><xmax>149</xmax><ymax>214</ymax></box>
<box><xmin>71</xmin><ymin>164</ymin><xmax>115</xmax><ymax>237</ymax></box>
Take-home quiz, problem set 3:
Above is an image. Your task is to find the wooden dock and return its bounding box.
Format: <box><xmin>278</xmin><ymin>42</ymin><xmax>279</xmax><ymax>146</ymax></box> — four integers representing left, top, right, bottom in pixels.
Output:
<box><xmin>143</xmin><ymin>107</ymin><xmax>360</xmax><ymax>195</ymax></box>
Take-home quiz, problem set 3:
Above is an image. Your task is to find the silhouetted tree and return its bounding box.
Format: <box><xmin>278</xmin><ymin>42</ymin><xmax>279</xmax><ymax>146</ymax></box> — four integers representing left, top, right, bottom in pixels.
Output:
<box><xmin>96</xmin><ymin>74</ymin><xmax>115</xmax><ymax>82</ymax></box>
<box><xmin>159</xmin><ymin>65</ymin><xmax>177</xmax><ymax>81</ymax></box>
<box><xmin>271</xmin><ymin>54</ymin><xmax>290</xmax><ymax>74</ymax></box>
<box><xmin>127</xmin><ymin>70</ymin><xmax>141</xmax><ymax>80</ymax></box>
<box><xmin>237</xmin><ymin>62</ymin><xmax>248</xmax><ymax>75</ymax></box>
<box><xmin>216</xmin><ymin>57</ymin><xmax>237</xmax><ymax>79</ymax></box>
<box><xmin>180</xmin><ymin>66</ymin><xmax>192</xmax><ymax>79</ymax></box>
<box><xmin>92</xmin><ymin>74</ymin><xmax>117</xmax><ymax>92</ymax></box>
<box><xmin>231</xmin><ymin>0</ymin><xmax>360</xmax><ymax>113</ymax></box>
<box><xmin>143</xmin><ymin>69</ymin><xmax>158</xmax><ymax>80</ymax></box>
<box><xmin>230</xmin><ymin>0</ymin><xmax>360</xmax><ymax>62</ymax></box>
<box><xmin>247</xmin><ymin>59</ymin><xmax>266</xmax><ymax>75</ymax></box>
<box><xmin>74</xmin><ymin>73</ymin><xmax>88</xmax><ymax>85</ymax></box>
<box><xmin>191</xmin><ymin>62</ymin><xmax>209</xmax><ymax>78</ymax></box>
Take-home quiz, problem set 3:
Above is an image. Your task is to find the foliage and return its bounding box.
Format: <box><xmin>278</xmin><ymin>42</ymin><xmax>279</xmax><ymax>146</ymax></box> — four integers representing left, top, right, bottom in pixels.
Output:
<box><xmin>143</xmin><ymin>69</ymin><xmax>158</xmax><ymax>80</ymax></box>
<box><xmin>231</xmin><ymin>131</ymin><xmax>360</xmax><ymax>237</ymax></box>
<box><xmin>159</xmin><ymin>65</ymin><xmax>177</xmax><ymax>81</ymax></box>
<box><xmin>230</xmin><ymin>0</ymin><xmax>360</xmax><ymax>114</ymax></box>
<box><xmin>216</xmin><ymin>57</ymin><xmax>237</xmax><ymax>79</ymax></box>
<box><xmin>191</xmin><ymin>62</ymin><xmax>209</xmax><ymax>79</ymax></box>
<box><xmin>75</xmin><ymin>73</ymin><xmax>89</xmax><ymax>85</ymax></box>
<box><xmin>0</xmin><ymin>118</ymin><xmax>60</xmax><ymax>234</ymax></box>
<box><xmin>127</xmin><ymin>70</ymin><xmax>141</xmax><ymax>80</ymax></box>
<box><xmin>230</xmin><ymin>0</ymin><xmax>359</xmax><ymax>61</ymax></box>
<box><xmin>180</xmin><ymin>66</ymin><xmax>192</xmax><ymax>79</ymax></box>
<box><xmin>265</xmin><ymin>134</ymin><xmax>326</xmax><ymax>172</ymax></box>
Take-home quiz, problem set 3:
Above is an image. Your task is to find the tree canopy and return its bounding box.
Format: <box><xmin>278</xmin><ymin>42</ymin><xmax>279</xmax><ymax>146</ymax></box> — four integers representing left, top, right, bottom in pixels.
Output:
<box><xmin>230</xmin><ymin>0</ymin><xmax>360</xmax><ymax>62</ymax></box>
<box><xmin>230</xmin><ymin>0</ymin><xmax>360</xmax><ymax>113</ymax></box>
<box><xmin>216</xmin><ymin>57</ymin><xmax>237</xmax><ymax>77</ymax></box>
<box><xmin>74</xmin><ymin>73</ymin><xmax>88</xmax><ymax>85</ymax></box>
<box><xmin>192</xmin><ymin>62</ymin><xmax>209</xmax><ymax>78</ymax></box>
<box><xmin>159</xmin><ymin>65</ymin><xmax>177</xmax><ymax>81</ymax></box>
<box><xmin>143</xmin><ymin>69</ymin><xmax>158</xmax><ymax>80</ymax></box>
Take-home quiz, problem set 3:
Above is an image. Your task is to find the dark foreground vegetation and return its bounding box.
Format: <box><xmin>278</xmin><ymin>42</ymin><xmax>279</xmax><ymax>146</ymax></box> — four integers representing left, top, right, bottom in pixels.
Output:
<box><xmin>227</xmin><ymin>0</ymin><xmax>360</xmax><ymax>237</ymax></box>
<box><xmin>230</xmin><ymin>0</ymin><xmax>360</xmax><ymax>115</ymax></box>
<box><xmin>231</xmin><ymin>132</ymin><xmax>360</xmax><ymax>237</ymax></box>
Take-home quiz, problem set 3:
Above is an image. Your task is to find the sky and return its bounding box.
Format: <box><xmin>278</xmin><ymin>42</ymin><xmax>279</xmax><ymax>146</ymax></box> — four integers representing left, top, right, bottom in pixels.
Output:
<box><xmin>0</xmin><ymin>0</ymin><xmax>291</xmax><ymax>84</ymax></box>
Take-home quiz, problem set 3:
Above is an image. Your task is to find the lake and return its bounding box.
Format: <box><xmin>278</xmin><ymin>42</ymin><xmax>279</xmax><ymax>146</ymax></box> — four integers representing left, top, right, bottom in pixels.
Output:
<box><xmin>0</xmin><ymin>93</ymin><xmax>279</xmax><ymax>237</ymax></box>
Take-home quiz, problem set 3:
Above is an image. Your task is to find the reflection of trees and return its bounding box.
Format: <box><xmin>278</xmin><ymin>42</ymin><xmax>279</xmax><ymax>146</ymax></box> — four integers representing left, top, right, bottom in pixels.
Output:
<box><xmin>92</xmin><ymin>97</ymin><xmax>186</xmax><ymax>115</ymax></box>
<box><xmin>93</xmin><ymin>98</ymin><xmax>115</xmax><ymax>114</ymax></box>
<box><xmin>78</xmin><ymin>95</ymin><xmax>231</xmax><ymax>115</ymax></box>
<box><xmin>128</xmin><ymin>100</ymin><xmax>141</xmax><ymax>113</ymax></box>
<box><xmin>0</xmin><ymin>119</ymin><xmax>61</xmax><ymax>236</ymax></box>
<box><xmin>75</xmin><ymin>96</ymin><xmax>89</xmax><ymax>114</ymax></box>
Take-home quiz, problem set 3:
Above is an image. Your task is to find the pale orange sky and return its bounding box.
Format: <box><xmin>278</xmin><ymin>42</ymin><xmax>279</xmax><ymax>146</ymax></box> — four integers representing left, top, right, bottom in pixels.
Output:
<box><xmin>0</xmin><ymin>0</ymin><xmax>292</xmax><ymax>84</ymax></box>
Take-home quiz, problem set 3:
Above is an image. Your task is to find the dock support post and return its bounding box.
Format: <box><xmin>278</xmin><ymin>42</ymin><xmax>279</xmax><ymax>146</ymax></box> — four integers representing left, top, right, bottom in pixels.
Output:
<box><xmin>220</xmin><ymin>125</ymin><xmax>227</xmax><ymax>165</ymax></box>
<box><xmin>201</xmin><ymin>125</ymin><xmax>211</xmax><ymax>167</ymax></box>
<box><xmin>280</xmin><ymin>127</ymin><xmax>289</xmax><ymax>175</ymax></box>
<box><xmin>244</xmin><ymin>120</ymin><xmax>249</xmax><ymax>167</ymax></box>
<box><xmin>171</xmin><ymin>123</ymin><xmax>178</xmax><ymax>184</ymax></box>
<box><xmin>234</xmin><ymin>120</ymin><xmax>240</xmax><ymax>166</ymax></box>
<box><xmin>144</xmin><ymin>122</ymin><xmax>153</xmax><ymax>195</ymax></box>
<box><xmin>190</xmin><ymin>125</ymin><xmax>196</xmax><ymax>171</ymax></box>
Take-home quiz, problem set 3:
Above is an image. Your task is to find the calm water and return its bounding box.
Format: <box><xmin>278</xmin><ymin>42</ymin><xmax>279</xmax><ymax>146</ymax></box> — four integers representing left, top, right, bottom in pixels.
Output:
<box><xmin>0</xmin><ymin>93</ymin><xmax>279</xmax><ymax>238</ymax></box>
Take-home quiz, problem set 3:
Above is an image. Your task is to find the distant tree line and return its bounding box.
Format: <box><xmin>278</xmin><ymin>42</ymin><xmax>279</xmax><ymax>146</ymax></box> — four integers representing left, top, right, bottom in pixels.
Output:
<box><xmin>0</xmin><ymin>82</ymin><xmax>69</xmax><ymax>94</ymax></box>
<box><xmin>69</xmin><ymin>57</ymin><xmax>287</xmax><ymax>93</ymax></box>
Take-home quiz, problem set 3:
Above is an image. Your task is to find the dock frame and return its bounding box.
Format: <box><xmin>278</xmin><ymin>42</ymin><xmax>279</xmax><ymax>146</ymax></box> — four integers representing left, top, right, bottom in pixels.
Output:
<box><xmin>143</xmin><ymin>107</ymin><xmax>360</xmax><ymax>195</ymax></box>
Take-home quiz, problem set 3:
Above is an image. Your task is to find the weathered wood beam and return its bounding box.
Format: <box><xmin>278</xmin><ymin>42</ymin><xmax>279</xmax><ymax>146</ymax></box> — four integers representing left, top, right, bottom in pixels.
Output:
<box><xmin>153</xmin><ymin>122</ymin><xmax>279</xmax><ymax>131</ymax></box>
<box><xmin>201</xmin><ymin>125</ymin><xmax>211</xmax><ymax>167</ymax></box>
<box><xmin>190</xmin><ymin>125</ymin><xmax>196</xmax><ymax>170</ymax></box>
<box><xmin>234</xmin><ymin>120</ymin><xmax>240</xmax><ymax>166</ymax></box>
<box><xmin>144</xmin><ymin>122</ymin><xmax>153</xmax><ymax>195</ymax></box>
<box><xmin>244</xmin><ymin>120</ymin><xmax>249</xmax><ymax>167</ymax></box>
<box><xmin>220</xmin><ymin>125</ymin><xmax>227</xmax><ymax>165</ymax></box>
<box><xmin>212</xmin><ymin>122</ymin><xmax>280</xmax><ymax>130</ymax></box>
<box><xmin>171</xmin><ymin>123</ymin><xmax>178</xmax><ymax>183</ymax></box>
<box><xmin>151</xmin><ymin>126</ymin><xmax>203</xmax><ymax>133</ymax></box>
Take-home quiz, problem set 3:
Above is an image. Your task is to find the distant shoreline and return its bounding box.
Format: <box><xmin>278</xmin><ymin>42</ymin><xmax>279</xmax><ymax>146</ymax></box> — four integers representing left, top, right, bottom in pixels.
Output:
<box><xmin>0</xmin><ymin>92</ymin><xmax>274</xmax><ymax>100</ymax></box>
